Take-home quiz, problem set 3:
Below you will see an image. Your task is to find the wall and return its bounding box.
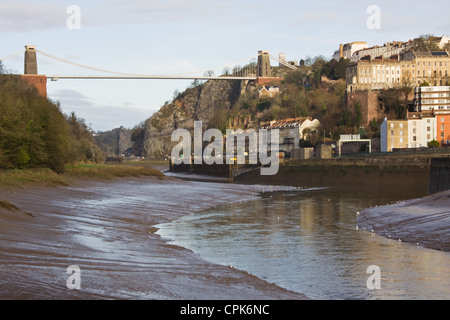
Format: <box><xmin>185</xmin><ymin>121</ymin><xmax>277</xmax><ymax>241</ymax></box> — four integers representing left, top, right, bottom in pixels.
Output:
<box><xmin>20</xmin><ymin>75</ymin><xmax>47</xmax><ymax>98</ymax></box>
<box><xmin>428</xmin><ymin>157</ymin><xmax>450</xmax><ymax>194</ymax></box>
<box><xmin>346</xmin><ymin>90</ymin><xmax>385</xmax><ymax>126</ymax></box>
<box><xmin>234</xmin><ymin>157</ymin><xmax>431</xmax><ymax>197</ymax></box>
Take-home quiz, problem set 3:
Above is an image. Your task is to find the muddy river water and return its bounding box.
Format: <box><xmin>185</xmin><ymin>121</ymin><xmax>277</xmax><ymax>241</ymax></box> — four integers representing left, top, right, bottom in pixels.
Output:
<box><xmin>1</xmin><ymin>174</ymin><xmax>449</xmax><ymax>300</ymax></box>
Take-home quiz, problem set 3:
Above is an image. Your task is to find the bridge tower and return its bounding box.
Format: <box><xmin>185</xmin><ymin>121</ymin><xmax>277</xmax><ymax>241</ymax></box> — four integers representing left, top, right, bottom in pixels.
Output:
<box><xmin>22</xmin><ymin>45</ymin><xmax>47</xmax><ymax>97</ymax></box>
<box><xmin>257</xmin><ymin>50</ymin><xmax>271</xmax><ymax>78</ymax></box>
<box><xmin>24</xmin><ymin>45</ymin><xmax>38</xmax><ymax>75</ymax></box>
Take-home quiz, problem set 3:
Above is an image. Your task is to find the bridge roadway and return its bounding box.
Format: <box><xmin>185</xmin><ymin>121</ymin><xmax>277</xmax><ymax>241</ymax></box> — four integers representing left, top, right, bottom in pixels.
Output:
<box><xmin>48</xmin><ymin>75</ymin><xmax>257</xmax><ymax>81</ymax></box>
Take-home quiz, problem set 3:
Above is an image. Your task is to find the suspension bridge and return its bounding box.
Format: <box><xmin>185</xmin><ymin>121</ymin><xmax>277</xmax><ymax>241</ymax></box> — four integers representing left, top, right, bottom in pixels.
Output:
<box><xmin>0</xmin><ymin>46</ymin><xmax>298</xmax><ymax>83</ymax></box>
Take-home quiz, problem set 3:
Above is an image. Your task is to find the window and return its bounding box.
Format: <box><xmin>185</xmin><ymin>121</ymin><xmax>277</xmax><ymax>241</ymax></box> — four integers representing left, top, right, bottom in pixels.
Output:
<box><xmin>400</xmin><ymin>137</ymin><xmax>404</xmax><ymax>143</ymax></box>
<box><xmin>400</xmin><ymin>130</ymin><xmax>403</xmax><ymax>136</ymax></box>
<box><xmin>390</xmin><ymin>123</ymin><xmax>394</xmax><ymax>128</ymax></box>
<box><xmin>428</xmin><ymin>134</ymin><xmax>431</xmax><ymax>140</ymax></box>
<box><xmin>442</xmin><ymin>132</ymin><xmax>445</xmax><ymax>138</ymax></box>
<box><xmin>427</xmin><ymin>127</ymin><xmax>431</xmax><ymax>132</ymax></box>
<box><xmin>442</xmin><ymin>124</ymin><xmax>445</xmax><ymax>130</ymax></box>
<box><xmin>442</xmin><ymin>118</ymin><xmax>445</xmax><ymax>122</ymax></box>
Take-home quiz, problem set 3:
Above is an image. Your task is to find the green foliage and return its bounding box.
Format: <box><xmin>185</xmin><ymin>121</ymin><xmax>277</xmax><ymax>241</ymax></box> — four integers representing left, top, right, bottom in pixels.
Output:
<box><xmin>0</xmin><ymin>72</ymin><xmax>104</xmax><ymax>173</ymax></box>
<box><xmin>257</xmin><ymin>98</ymin><xmax>272</xmax><ymax>111</ymax></box>
<box><xmin>428</xmin><ymin>140</ymin><xmax>440</xmax><ymax>148</ymax></box>
<box><xmin>380</xmin><ymin>88</ymin><xmax>409</xmax><ymax>120</ymax></box>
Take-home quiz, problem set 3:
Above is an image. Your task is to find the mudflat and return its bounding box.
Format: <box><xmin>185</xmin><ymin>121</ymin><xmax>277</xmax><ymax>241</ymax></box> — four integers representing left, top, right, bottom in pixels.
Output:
<box><xmin>357</xmin><ymin>190</ymin><xmax>450</xmax><ymax>252</ymax></box>
<box><xmin>0</xmin><ymin>176</ymin><xmax>307</xmax><ymax>300</ymax></box>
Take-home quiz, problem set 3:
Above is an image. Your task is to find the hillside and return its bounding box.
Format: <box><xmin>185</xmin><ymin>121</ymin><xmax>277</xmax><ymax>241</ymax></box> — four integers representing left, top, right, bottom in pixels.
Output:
<box><xmin>140</xmin><ymin>57</ymin><xmax>371</xmax><ymax>159</ymax></box>
<box><xmin>0</xmin><ymin>63</ymin><xmax>104</xmax><ymax>173</ymax></box>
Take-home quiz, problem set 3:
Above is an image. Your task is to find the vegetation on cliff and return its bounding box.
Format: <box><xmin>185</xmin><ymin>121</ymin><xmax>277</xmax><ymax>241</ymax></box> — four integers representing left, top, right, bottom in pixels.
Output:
<box><xmin>0</xmin><ymin>62</ymin><xmax>104</xmax><ymax>173</ymax></box>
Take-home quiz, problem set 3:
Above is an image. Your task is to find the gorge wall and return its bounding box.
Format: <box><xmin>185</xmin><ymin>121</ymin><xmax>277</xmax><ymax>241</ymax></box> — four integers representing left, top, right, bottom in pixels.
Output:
<box><xmin>143</xmin><ymin>79</ymin><xmax>246</xmax><ymax>159</ymax></box>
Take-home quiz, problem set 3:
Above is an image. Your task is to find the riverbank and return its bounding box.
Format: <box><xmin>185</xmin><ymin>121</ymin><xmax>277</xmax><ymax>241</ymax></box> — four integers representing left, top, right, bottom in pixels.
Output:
<box><xmin>0</xmin><ymin>163</ymin><xmax>165</xmax><ymax>189</ymax></box>
<box><xmin>357</xmin><ymin>189</ymin><xmax>450</xmax><ymax>252</ymax></box>
<box><xmin>0</xmin><ymin>168</ymin><xmax>306</xmax><ymax>300</ymax></box>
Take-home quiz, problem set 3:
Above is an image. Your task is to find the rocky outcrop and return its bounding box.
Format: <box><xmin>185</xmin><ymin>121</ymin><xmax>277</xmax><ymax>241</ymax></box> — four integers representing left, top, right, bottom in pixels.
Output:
<box><xmin>95</xmin><ymin>126</ymin><xmax>135</xmax><ymax>156</ymax></box>
<box><xmin>143</xmin><ymin>80</ymin><xmax>244</xmax><ymax>159</ymax></box>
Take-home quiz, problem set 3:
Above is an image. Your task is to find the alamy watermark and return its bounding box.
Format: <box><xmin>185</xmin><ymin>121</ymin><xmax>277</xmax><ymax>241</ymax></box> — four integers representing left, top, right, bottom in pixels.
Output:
<box><xmin>66</xmin><ymin>265</ymin><xmax>81</xmax><ymax>290</ymax></box>
<box><xmin>67</xmin><ymin>5</ymin><xmax>81</xmax><ymax>30</ymax></box>
<box><xmin>366</xmin><ymin>5</ymin><xmax>381</xmax><ymax>30</ymax></box>
<box><xmin>366</xmin><ymin>265</ymin><xmax>381</xmax><ymax>290</ymax></box>
<box><xmin>171</xmin><ymin>121</ymin><xmax>280</xmax><ymax>176</ymax></box>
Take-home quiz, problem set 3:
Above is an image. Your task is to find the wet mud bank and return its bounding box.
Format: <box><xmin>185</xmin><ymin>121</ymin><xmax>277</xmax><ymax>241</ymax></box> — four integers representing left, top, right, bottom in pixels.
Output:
<box><xmin>0</xmin><ymin>177</ymin><xmax>307</xmax><ymax>300</ymax></box>
<box><xmin>357</xmin><ymin>190</ymin><xmax>450</xmax><ymax>252</ymax></box>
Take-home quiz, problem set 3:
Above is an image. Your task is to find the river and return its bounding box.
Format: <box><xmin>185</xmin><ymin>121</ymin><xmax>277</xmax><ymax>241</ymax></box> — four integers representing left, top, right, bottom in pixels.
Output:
<box><xmin>1</xmin><ymin>173</ymin><xmax>449</xmax><ymax>300</ymax></box>
<box><xmin>157</xmin><ymin>175</ymin><xmax>450</xmax><ymax>300</ymax></box>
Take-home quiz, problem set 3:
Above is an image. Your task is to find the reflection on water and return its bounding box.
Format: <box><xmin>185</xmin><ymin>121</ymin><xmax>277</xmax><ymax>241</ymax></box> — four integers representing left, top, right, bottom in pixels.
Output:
<box><xmin>157</xmin><ymin>187</ymin><xmax>450</xmax><ymax>300</ymax></box>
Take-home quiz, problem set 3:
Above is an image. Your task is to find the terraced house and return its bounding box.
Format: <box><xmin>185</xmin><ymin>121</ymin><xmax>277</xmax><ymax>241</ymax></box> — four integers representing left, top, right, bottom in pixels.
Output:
<box><xmin>346</xmin><ymin>51</ymin><xmax>450</xmax><ymax>92</ymax></box>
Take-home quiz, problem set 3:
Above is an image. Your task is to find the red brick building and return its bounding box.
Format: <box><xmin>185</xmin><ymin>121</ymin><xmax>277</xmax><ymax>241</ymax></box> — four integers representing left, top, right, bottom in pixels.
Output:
<box><xmin>436</xmin><ymin>113</ymin><xmax>450</xmax><ymax>145</ymax></box>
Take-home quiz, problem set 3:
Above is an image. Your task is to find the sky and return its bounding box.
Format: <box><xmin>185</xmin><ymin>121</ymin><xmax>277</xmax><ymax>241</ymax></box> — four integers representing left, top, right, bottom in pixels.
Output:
<box><xmin>1</xmin><ymin>0</ymin><xmax>449</xmax><ymax>132</ymax></box>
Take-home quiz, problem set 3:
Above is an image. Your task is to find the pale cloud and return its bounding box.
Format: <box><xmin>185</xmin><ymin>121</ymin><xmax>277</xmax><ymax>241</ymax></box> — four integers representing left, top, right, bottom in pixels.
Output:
<box><xmin>50</xmin><ymin>88</ymin><xmax>154</xmax><ymax>131</ymax></box>
<box><xmin>0</xmin><ymin>1</ymin><xmax>67</xmax><ymax>32</ymax></box>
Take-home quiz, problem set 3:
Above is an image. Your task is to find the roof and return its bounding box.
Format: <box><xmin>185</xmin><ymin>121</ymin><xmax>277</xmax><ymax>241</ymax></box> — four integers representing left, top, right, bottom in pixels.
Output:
<box><xmin>413</xmin><ymin>51</ymin><xmax>450</xmax><ymax>58</ymax></box>
<box><xmin>262</xmin><ymin>117</ymin><xmax>314</xmax><ymax>129</ymax></box>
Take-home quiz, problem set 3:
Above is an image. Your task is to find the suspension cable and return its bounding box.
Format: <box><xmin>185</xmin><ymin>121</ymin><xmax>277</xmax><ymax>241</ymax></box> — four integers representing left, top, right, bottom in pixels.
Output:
<box><xmin>36</xmin><ymin>49</ymin><xmax>257</xmax><ymax>78</ymax></box>
<box><xmin>0</xmin><ymin>49</ymin><xmax>26</xmax><ymax>62</ymax></box>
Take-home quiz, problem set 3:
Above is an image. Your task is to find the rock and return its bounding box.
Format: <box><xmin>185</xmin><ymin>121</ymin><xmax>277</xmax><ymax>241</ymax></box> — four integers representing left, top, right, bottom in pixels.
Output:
<box><xmin>143</xmin><ymin>80</ymin><xmax>243</xmax><ymax>159</ymax></box>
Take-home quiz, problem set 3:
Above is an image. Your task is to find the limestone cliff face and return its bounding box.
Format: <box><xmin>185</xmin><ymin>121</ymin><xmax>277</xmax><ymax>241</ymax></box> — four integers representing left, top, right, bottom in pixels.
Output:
<box><xmin>95</xmin><ymin>126</ymin><xmax>134</xmax><ymax>156</ymax></box>
<box><xmin>143</xmin><ymin>80</ymin><xmax>244</xmax><ymax>159</ymax></box>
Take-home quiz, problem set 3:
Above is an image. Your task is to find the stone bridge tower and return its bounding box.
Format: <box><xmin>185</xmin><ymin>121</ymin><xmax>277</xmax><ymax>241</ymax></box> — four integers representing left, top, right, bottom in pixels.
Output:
<box><xmin>21</xmin><ymin>45</ymin><xmax>47</xmax><ymax>97</ymax></box>
<box><xmin>24</xmin><ymin>45</ymin><xmax>38</xmax><ymax>75</ymax></box>
<box><xmin>257</xmin><ymin>50</ymin><xmax>271</xmax><ymax>78</ymax></box>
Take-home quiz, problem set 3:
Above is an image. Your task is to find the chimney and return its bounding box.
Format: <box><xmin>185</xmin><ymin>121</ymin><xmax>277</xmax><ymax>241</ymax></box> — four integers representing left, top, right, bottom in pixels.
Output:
<box><xmin>24</xmin><ymin>45</ymin><xmax>38</xmax><ymax>75</ymax></box>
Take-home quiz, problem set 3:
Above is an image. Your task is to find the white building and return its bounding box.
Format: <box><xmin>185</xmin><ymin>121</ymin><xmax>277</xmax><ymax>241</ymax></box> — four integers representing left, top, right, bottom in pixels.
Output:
<box><xmin>333</xmin><ymin>42</ymin><xmax>368</xmax><ymax>61</ymax></box>
<box><xmin>261</xmin><ymin>117</ymin><xmax>321</xmax><ymax>156</ymax></box>
<box><xmin>407</xmin><ymin>113</ymin><xmax>437</xmax><ymax>148</ymax></box>
<box><xmin>351</xmin><ymin>41</ymin><xmax>410</xmax><ymax>62</ymax></box>
<box><xmin>413</xmin><ymin>86</ymin><xmax>450</xmax><ymax>112</ymax></box>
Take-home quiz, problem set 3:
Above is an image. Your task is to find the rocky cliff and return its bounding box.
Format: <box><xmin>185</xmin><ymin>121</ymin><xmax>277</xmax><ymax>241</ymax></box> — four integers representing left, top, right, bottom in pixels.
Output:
<box><xmin>143</xmin><ymin>79</ymin><xmax>246</xmax><ymax>159</ymax></box>
<box><xmin>95</xmin><ymin>126</ymin><xmax>135</xmax><ymax>156</ymax></box>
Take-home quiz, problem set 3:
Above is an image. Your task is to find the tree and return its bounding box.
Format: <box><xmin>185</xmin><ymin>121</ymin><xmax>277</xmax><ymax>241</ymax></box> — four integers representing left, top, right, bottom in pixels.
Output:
<box><xmin>412</xmin><ymin>35</ymin><xmax>440</xmax><ymax>52</ymax></box>
<box><xmin>428</xmin><ymin>140</ymin><xmax>440</xmax><ymax>148</ymax></box>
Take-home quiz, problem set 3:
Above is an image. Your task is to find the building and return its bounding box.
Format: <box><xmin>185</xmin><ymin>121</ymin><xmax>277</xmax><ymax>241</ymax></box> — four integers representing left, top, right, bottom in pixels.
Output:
<box><xmin>436</xmin><ymin>114</ymin><xmax>450</xmax><ymax>146</ymax></box>
<box><xmin>346</xmin><ymin>51</ymin><xmax>450</xmax><ymax>93</ymax></box>
<box><xmin>333</xmin><ymin>42</ymin><xmax>368</xmax><ymax>61</ymax></box>
<box><xmin>261</xmin><ymin>117</ymin><xmax>321</xmax><ymax>156</ymax></box>
<box><xmin>380</xmin><ymin>118</ymin><xmax>409</xmax><ymax>152</ymax></box>
<box><xmin>351</xmin><ymin>41</ymin><xmax>410</xmax><ymax>63</ymax></box>
<box><xmin>346</xmin><ymin>57</ymin><xmax>403</xmax><ymax>92</ymax></box>
<box><xmin>413</xmin><ymin>86</ymin><xmax>450</xmax><ymax>112</ymax></box>
<box><xmin>347</xmin><ymin>36</ymin><xmax>449</xmax><ymax>63</ymax></box>
<box><xmin>258</xmin><ymin>86</ymin><xmax>280</xmax><ymax>98</ymax></box>
<box><xmin>407</xmin><ymin>112</ymin><xmax>437</xmax><ymax>148</ymax></box>
<box><xmin>402</xmin><ymin>51</ymin><xmax>450</xmax><ymax>86</ymax></box>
